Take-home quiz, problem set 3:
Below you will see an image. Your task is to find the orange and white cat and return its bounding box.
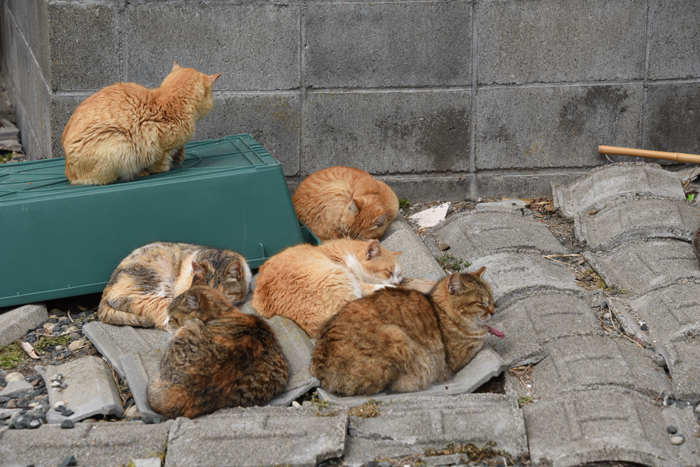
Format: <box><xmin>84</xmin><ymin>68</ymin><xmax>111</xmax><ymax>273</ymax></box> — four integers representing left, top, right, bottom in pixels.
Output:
<box><xmin>252</xmin><ymin>239</ymin><xmax>403</xmax><ymax>337</ymax></box>
<box><xmin>292</xmin><ymin>166</ymin><xmax>399</xmax><ymax>241</ymax></box>
<box><xmin>63</xmin><ymin>62</ymin><xmax>221</xmax><ymax>185</ymax></box>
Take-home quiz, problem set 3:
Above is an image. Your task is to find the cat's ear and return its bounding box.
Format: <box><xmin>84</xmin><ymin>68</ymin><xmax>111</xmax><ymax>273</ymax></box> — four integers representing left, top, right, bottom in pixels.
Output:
<box><xmin>371</xmin><ymin>212</ymin><xmax>388</xmax><ymax>230</ymax></box>
<box><xmin>185</xmin><ymin>290</ymin><xmax>200</xmax><ymax>311</ymax></box>
<box><xmin>225</xmin><ymin>259</ymin><xmax>243</xmax><ymax>279</ymax></box>
<box><xmin>340</xmin><ymin>200</ymin><xmax>359</xmax><ymax>226</ymax></box>
<box><xmin>365</xmin><ymin>240</ymin><xmax>382</xmax><ymax>260</ymax></box>
<box><xmin>469</xmin><ymin>266</ymin><xmax>487</xmax><ymax>278</ymax></box>
<box><xmin>208</xmin><ymin>73</ymin><xmax>222</xmax><ymax>84</ymax></box>
<box><xmin>173</xmin><ymin>61</ymin><xmax>181</xmax><ymax>70</ymax></box>
<box><xmin>448</xmin><ymin>273</ymin><xmax>466</xmax><ymax>295</ymax></box>
<box><xmin>191</xmin><ymin>261</ymin><xmax>206</xmax><ymax>285</ymax></box>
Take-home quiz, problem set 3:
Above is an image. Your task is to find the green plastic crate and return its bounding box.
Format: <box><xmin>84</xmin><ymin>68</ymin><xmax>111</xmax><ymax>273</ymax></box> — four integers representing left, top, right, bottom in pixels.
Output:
<box><xmin>0</xmin><ymin>134</ymin><xmax>313</xmax><ymax>309</ymax></box>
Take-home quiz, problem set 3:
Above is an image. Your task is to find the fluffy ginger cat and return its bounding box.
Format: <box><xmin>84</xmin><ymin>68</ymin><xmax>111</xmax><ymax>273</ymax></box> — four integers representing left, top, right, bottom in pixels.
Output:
<box><xmin>148</xmin><ymin>282</ymin><xmax>288</xmax><ymax>419</ymax></box>
<box><xmin>62</xmin><ymin>62</ymin><xmax>221</xmax><ymax>185</ymax></box>
<box><xmin>292</xmin><ymin>166</ymin><xmax>399</xmax><ymax>241</ymax></box>
<box><xmin>311</xmin><ymin>268</ymin><xmax>504</xmax><ymax>396</ymax></box>
<box><xmin>98</xmin><ymin>242</ymin><xmax>251</xmax><ymax>330</ymax></box>
<box><xmin>252</xmin><ymin>239</ymin><xmax>403</xmax><ymax>337</ymax></box>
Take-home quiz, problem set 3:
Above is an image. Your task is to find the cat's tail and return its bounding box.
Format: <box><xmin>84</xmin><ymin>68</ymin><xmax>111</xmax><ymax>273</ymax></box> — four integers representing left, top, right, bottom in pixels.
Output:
<box><xmin>98</xmin><ymin>297</ymin><xmax>158</xmax><ymax>328</ymax></box>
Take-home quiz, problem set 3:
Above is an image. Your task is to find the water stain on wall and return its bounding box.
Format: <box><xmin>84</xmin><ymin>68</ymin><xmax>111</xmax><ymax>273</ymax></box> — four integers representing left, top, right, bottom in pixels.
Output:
<box><xmin>376</xmin><ymin>107</ymin><xmax>470</xmax><ymax>172</ymax></box>
<box><xmin>558</xmin><ymin>86</ymin><xmax>629</xmax><ymax>136</ymax></box>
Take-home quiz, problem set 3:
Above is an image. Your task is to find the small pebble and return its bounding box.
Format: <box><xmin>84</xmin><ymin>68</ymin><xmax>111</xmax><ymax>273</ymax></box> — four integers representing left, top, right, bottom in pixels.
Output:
<box><xmin>53</xmin><ymin>401</ymin><xmax>67</xmax><ymax>410</ymax></box>
<box><xmin>291</xmin><ymin>401</ymin><xmax>301</xmax><ymax>408</ymax></box>
<box><xmin>57</xmin><ymin>455</ymin><xmax>78</xmax><ymax>467</ymax></box>
<box><xmin>5</xmin><ymin>373</ymin><xmax>24</xmax><ymax>383</ymax></box>
<box><xmin>125</xmin><ymin>405</ymin><xmax>140</xmax><ymax>418</ymax></box>
<box><xmin>641</xmin><ymin>324</ymin><xmax>649</xmax><ymax>332</ymax></box>
<box><xmin>603</xmin><ymin>312</ymin><xmax>611</xmax><ymax>320</ymax></box>
<box><xmin>670</xmin><ymin>435</ymin><xmax>685</xmax><ymax>445</ymax></box>
<box><xmin>28</xmin><ymin>419</ymin><xmax>41</xmax><ymax>429</ymax></box>
<box><xmin>61</xmin><ymin>419</ymin><xmax>75</xmax><ymax>429</ymax></box>
<box><xmin>695</xmin><ymin>404</ymin><xmax>700</xmax><ymax>414</ymax></box>
<box><xmin>51</xmin><ymin>381</ymin><xmax>62</xmax><ymax>388</ymax></box>
<box><xmin>378</xmin><ymin>462</ymin><xmax>392</xmax><ymax>467</ymax></box>
<box><xmin>68</xmin><ymin>339</ymin><xmax>84</xmax><ymax>351</ymax></box>
<box><xmin>667</xmin><ymin>425</ymin><xmax>677</xmax><ymax>434</ymax></box>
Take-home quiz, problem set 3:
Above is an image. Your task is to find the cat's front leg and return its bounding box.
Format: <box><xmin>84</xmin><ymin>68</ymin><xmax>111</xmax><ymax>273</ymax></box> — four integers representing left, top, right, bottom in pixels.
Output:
<box><xmin>171</xmin><ymin>147</ymin><xmax>186</xmax><ymax>164</ymax></box>
<box><xmin>146</xmin><ymin>157</ymin><xmax>172</xmax><ymax>175</ymax></box>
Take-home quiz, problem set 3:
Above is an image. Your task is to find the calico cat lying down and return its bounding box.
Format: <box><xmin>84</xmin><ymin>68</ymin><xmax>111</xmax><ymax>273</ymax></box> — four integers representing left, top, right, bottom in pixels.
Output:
<box><xmin>252</xmin><ymin>239</ymin><xmax>403</xmax><ymax>337</ymax></box>
<box><xmin>63</xmin><ymin>62</ymin><xmax>221</xmax><ymax>185</ymax></box>
<box><xmin>148</xmin><ymin>281</ymin><xmax>288</xmax><ymax>419</ymax></box>
<box><xmin>293</xmin><ymin>166</ymin><xmax>399</xmax><ymax>241</ymax></box>
<box><xmin>99</xmin><ymin>242</ymin><xmax>251</xmax><ymax>330</ymax></box>
<box><xmin>311</xmin><ymin>268</ymin><xmax>503</xmax><ymax>396</ymax></box>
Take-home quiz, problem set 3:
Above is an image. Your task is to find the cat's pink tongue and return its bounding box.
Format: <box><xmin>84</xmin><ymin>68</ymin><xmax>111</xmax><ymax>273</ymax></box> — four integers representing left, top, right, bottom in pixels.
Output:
<box><xmin>487</xmin><ymin>325</ymin><xmax>504</xmax><ymax>339</ymax></box>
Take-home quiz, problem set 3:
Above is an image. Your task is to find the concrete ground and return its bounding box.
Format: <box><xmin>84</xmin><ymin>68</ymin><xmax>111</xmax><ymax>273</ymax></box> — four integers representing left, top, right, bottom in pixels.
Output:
<box><xmin>2</xmin><ymin>163</ymin><xmax>700</xmax><ymax>466</ymax></box>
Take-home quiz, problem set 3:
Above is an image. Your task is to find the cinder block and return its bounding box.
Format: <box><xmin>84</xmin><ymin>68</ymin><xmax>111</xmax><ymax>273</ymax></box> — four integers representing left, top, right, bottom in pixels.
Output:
<box><xmin>36</xmin><ymin>356</ymin><xmax>125</xmax><ymax>424</ymax></box>
<box><xmin>584</xmin><ymin>239</ymin><xmax>700</xmax><ymax>296</ymax></box>
<box><xmin>382</xmin><ymin>174</ymin><xmax>473</xmax><ymax>203</ymax></box>
<box><xmin>381</xmin><ymin>229</ymin><xmax>446</xmax><ymax>281</ymax></box>
<box><xmin>0</xmin><ymin>303</ymin><xmax>48</xmax><ymax>347</ymax></box>
<box><xmin>476</xmin><ymin>0</ymin><xmax>646</xmax><ymax>85</ymax></box>
<box><xmin>341</xmin><ymin>393</ymin><xmax>528</xmax><ymax>467</ymax></box>
<box><xmin>165</xmin><ymin>407</ymin><xmax>347</xmax><ymax>467</ymax></box>
<box><xmin>476</xmin><ymin>169</ymin><xmax>590</xmax><ymax>199</ymax></box>
<box><xmin>0</xmin><ymin>421</ymin><xmax>172</xmax><ymax>467</ymax></box>
<box><xmin>524</xmin><ymin>387</ymin><xmax>700</xmax><ymax>467</ymax></box>
<box><xmin>3</xmin><ymin>7</ymin><xmax>52</xmax><ymax>158</ymax></box>
<box><xmin>303</xmin><ymin>90</ymin><xmax>470</xmax><ymax>174</ymax></box>
<box><xmin>507</xmin><ymin>334</ymin><xmax>671</xmax><ymax>398</ymax></box>
<box><xmin>82</xmin><ymin>322</ymin><xmax>171</xmax><ymax>379</ymax></box>
<box><xmin>193</xmin><ymin>93</ymin><xmax>301</xmax><ymax>176</ymax></box>
<box><xmin>475</xmin><ymin>85</ymin><xmax>643</xmax><ymax>170</ymax></box>
<box><xmin>648</xmin><ymin>0</ymin><xmax>700</xmax><ymax>80</ymax></box>
<box><xmin>124</xmin><ymin>3</ymin><xmax>300</xmax><ymax>91</ymax></box>
<box><xmin>434</xmin><ymin>211</ymin><xmax>568</xmax><ymax>259</ymax></box>
<box><xmin>5</xmin><ymin>0</ymin><xmax>50</xmax><ymax>81</ymax></box>
<box><xmin>305</xmin><ymin>2</ymin><xmax>471</xmax><ymax>88</ymax></box>
<box><xmin>486</xmin><ymin>291</ymin><xmax>601</xmax><ymax>368</ymax></box>
<box><xmin>468</xmin><ymin>252</ymin><xmax>582</xmax><ymax>306</ymax></box>
<box><xmin>645</xmin><ymin>83</ymin><xmax>700</xmax><ymax>154</ymax></box>
<box><xmin>49</xmin><ymin>94</ymin><xmax>85</xmax><ymax>159</ymax></box>
<box><xmin>47</xmin><ymin>2</ymin><xmax>120</xmax><ymax>91</ymax></box>
<box><xmin>575</xmin><ymin>198</ymin><xmax>700</xmax><ymax>251</ymax></box>
<box><xmin>552</xmin><ymin>162</ymin><xmax>685</xmax><ymax>220</ymax></box>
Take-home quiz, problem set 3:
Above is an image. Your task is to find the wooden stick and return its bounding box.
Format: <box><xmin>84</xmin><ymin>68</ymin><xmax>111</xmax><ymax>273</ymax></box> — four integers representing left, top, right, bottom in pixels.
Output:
<box><xmin>599</xmin><ymin>145</ymin><xmax>700</xmax><ymax>164</ymax></box>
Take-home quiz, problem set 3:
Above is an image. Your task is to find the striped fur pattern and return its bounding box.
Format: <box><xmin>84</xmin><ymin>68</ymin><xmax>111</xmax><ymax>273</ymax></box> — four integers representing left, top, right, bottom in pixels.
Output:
<box><xmin>311</xmin><ymin>268</ymin><xmax>495</xmax><ymax>396</ymax></box>
<box><xmin>147</xmin><ymin>283</ymin><xmax>288</xmax><ymax>419</ymax></box>
<box><xmin>252</xmin><ymin>239</ymin><xmax>403</xmax><ymax>337</ymax></box>
<box><xmin>98</xmin><ymin>242</ymin><xmax>251</xmax><ymax>330</ymax></box>
<box><xmin>292</xmin><ymin>166</ymin><xmax>399</xmax><ymax>241</ymax></box>
<box><xmin>63</xmin><ymin>62</ymin><xmax>221</xmax><ymax>185</ymax></box>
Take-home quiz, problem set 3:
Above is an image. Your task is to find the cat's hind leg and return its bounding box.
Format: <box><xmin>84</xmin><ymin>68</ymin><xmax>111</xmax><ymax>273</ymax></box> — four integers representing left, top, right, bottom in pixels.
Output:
<box><xmin>98</xmin><ymin>296</ymin><xmax>158</xmax><ymax>328</ymax></box>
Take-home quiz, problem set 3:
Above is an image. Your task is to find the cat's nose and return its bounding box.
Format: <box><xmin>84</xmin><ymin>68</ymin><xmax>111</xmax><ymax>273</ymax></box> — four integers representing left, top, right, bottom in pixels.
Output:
<box><xmin>487</xmin><ymin>304</ymin><xmax>495</xmax><ymax>315</ymax></box>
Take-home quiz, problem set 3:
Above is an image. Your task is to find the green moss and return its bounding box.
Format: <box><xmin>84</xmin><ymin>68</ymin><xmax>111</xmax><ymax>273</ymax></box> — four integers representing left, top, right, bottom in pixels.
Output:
<box><xmin>398</xmin><ymin>198</ymin><xmax>411</xmax><ymax>209</ymax></box>
<box><xmin>35</xmin><ymin>336</ymin><xmax>71</xmax><ymax>353</ymax></box>
<box><xmin>0</xmin><ymin>342</ymin><xmax>26</xmax><ymax>370</ymax></box>
<box><xmin>436</xmin><ymin>254</ymin><xmax>471</xmax><ymax>273</ymax></box>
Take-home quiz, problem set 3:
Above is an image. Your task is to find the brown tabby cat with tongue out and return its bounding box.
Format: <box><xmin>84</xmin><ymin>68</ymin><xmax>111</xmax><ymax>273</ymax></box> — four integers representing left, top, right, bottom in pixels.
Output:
<box><xmin>311</xmin><ymin>267</ymin><xmax>503</xmax><ymax>396</ymax></box>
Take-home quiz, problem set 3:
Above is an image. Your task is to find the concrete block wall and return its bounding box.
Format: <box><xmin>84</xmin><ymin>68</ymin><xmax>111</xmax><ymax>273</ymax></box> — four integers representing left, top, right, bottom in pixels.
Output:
<box><xmin>2</xmin><ymin>0</ymin><xmax>699</xmax><ymax>201</ymax></box>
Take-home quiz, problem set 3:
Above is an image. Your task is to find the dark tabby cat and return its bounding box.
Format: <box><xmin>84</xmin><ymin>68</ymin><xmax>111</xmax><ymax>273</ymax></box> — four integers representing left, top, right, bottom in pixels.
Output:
<box><xmin>311</xmin><ymin>268</ymin><xmax>503</xmax><ymax>396</ymax></box>
<box><xmin>148</xmin><ymin>281</ymin><xmax>289</xmax><ymax>419</ymax></box>
<box><xmin>99</xmin><ymin>242</ymin><xmax>251</xmax><ymax>330</ymax></box>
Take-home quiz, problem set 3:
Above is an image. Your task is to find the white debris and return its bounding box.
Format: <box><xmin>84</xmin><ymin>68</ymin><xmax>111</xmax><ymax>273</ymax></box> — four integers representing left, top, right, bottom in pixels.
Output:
<box><xmin>408</xmin><ymin>202</ymin><xmax>450</xmax><ymax>228</ymax></box>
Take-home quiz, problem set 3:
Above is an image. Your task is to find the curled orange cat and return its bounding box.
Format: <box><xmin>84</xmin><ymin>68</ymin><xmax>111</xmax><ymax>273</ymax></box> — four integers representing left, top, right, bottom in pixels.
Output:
<box><xmin>293</xmin><ymin>166</ymin><xmax>399</xmax><ymax>240</ymax></box>
<box><xmin>252</xmin><ymin>239</ymin><xmax>403</xmax><ymax>337</ymax></box>
<box><xmin>63</xmin><ymin>62</ymin><xmax>221</xmax><ymax>185</ymax></box>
